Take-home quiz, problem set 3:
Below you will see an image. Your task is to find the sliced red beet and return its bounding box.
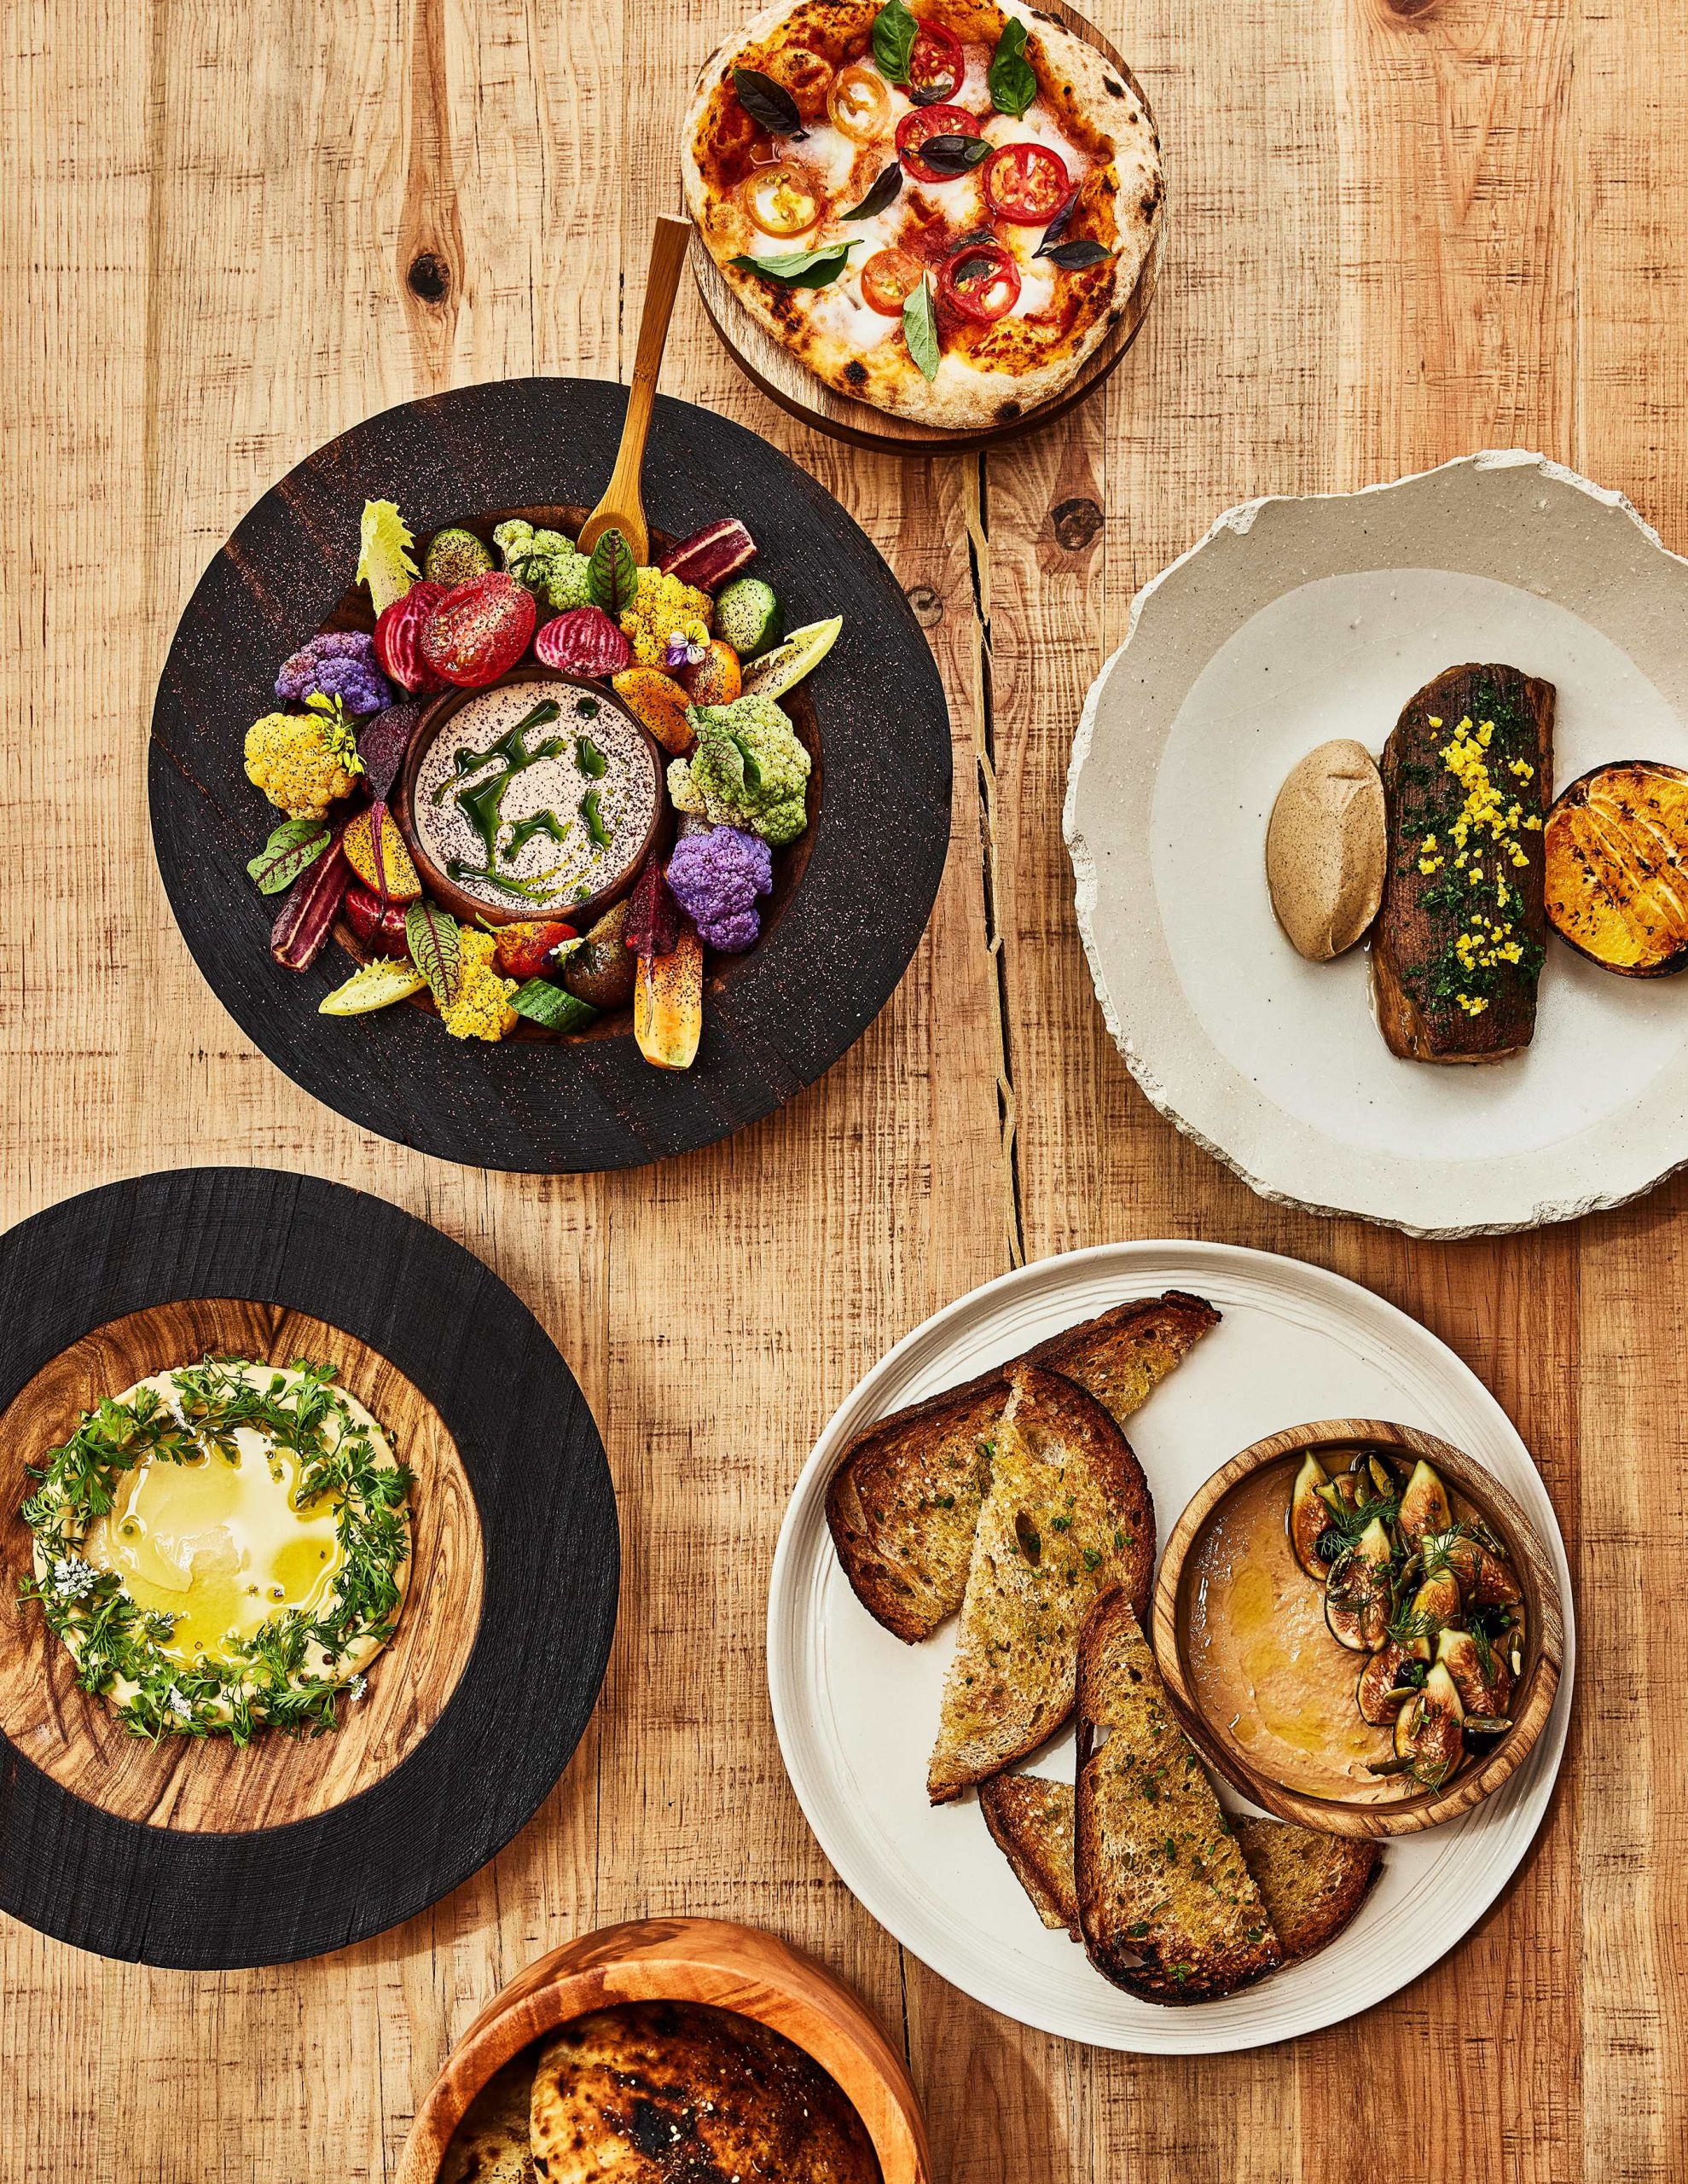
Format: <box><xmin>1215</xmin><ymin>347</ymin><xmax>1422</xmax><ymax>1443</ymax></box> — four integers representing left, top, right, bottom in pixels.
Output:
<box><xmin>374</xmin><ymin>583</ymin><xmax>450</xmax><ymax>694</ymax></box>
<box><xmin>624</xmin><ymin>856</ymin><xmax>682</xmax><ymax>961</ymax></box>
<box><xmin>270</xmin><ymin>834</ymin><xmax>351</xmax><ymax>970</ymax></box>
<box><xmin>659</xmin><ymin>519</ymin><xmax>757</xmax><ymax>590</ymax></box>
<box><xmin>535</xmin><ymin>606</ymin><xmax>632</xmax><ymax>678</ymax></box>
<box><xmin>357</xmin><ymin>701</ymin><xmax>426</xmax><ymax>803</ymax></box>
<box><xmin>342</xmin><ymin>882</ymin><xmax>412</xmax><ymax>958</ymax></box>
<box><xmin>421</xmin><ymin>572</ymin><xmax>537</xmax><ymax>688</ymax></box>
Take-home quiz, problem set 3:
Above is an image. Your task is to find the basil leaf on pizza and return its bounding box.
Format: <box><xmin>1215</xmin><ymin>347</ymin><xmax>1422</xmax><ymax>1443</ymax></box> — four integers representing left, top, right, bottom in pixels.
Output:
<box><xmin>871</xmin><ymin>0</ymin><xmax>919</xmax><ymax>84</ymax></box>
<box><xmin>682</xmin><ymin>0</ymin><xmax>1164</xmax><ymax>432</ymax></box>
<box><xmin>842</xmin><ymin>166</ymin><xmax>903</xmax><ymax>221</ymax></box>
<box><xmin>913</xmin><ymin>133</ymin><xmax>994</xmax><ymax>178</ymax></box>
<box><xmin>729</xmin><ymin>241</ymin><xmax>858</xmax><ymax>289</ymax></box>
<box><xmin>733</xmin><ymin>67</ymin><xmax>803</xmax><ymax>136</ymax></box>
<box><xmin>902</xmin><ymin>277</ymin><xmax>941</xmax><ymax>381</ymax></box>
<box><xmin>988</xmin><ymin>19</ymin><xmax>1037</xmax><ymax>119</ymax></box>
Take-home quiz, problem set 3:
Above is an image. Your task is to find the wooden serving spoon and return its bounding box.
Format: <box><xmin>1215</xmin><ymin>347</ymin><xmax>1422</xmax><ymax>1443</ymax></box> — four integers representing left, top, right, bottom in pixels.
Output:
<box><xmin>577</xmin><ymin>214</ymin><xmax>693</xmax><ymax>567</ymax></box>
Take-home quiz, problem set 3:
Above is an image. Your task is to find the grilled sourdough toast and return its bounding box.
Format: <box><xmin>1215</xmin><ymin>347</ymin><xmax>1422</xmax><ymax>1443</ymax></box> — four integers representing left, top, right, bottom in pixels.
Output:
<box><xmin>983</xmin><ymin>1776</ymin><xmax>1378</xmax><ymax>1969</ymax></box>
<box><xmin>827</xmin><ymin>1293</ymin><xmax>1218</xmax><ymax>1643</ymax></box>
<box><xmin>1373</xmin><ymin>663</ymin><xmax>1554</xmax><ymax>1061</ymax></box>
<box><xmin>1076</xmin><ymin>1589</ymin><xmax>1282</xmax><ymax>2002</ymax></box>
<box><xmin>926</xmin><ymin>1368</ymin><xmax>1155</xmax><ymax>1804</ymax></box>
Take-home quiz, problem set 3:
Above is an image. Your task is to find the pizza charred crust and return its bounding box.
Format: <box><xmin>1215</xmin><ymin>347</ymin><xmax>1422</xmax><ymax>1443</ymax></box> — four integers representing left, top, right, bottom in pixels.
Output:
<box><xmin>682</xmin><ymin>0</ymin><xmax>1163</xmax><ymax>429</ymax></box>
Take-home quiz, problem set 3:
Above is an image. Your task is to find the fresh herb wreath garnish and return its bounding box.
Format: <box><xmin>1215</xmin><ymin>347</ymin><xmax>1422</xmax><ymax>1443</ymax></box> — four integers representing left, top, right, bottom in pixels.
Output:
<box><xmin>20</xmin><ymin>1358</ymin><xmax>413</xmax><ymax>1745</ymax></box>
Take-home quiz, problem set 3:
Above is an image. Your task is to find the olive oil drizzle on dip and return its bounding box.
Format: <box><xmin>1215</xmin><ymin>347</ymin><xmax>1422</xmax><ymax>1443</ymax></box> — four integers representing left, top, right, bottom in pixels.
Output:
<box><xmin>21</xmin><ymin>1358</ymin><xmax>412</xmax><ymax>1743</ymax></box>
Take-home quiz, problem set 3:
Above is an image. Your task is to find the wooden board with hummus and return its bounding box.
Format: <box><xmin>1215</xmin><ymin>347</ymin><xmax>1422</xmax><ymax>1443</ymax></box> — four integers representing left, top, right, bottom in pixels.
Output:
<box><xmin>0</xmin><ymin>1169</ymin><xmax>619</xmax><ymax>1968</ymax></box>
<box><xmin>150</xmin><ymin>378</ymin><xmax>950</xmax><ymax>1173</ymax></box>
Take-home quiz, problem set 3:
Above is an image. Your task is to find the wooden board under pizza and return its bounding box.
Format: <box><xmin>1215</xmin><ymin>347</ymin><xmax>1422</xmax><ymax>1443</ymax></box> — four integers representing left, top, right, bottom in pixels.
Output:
<box><xmin>682</xmin><ymin>0</ymin><xmax>1163</xmax><ymax>431</ymax></box>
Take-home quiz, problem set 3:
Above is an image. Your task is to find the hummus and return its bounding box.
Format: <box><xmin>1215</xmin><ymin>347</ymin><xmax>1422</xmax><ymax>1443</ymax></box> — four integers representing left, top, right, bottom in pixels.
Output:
<box><xmin>412</xmin><ymin>679</ymin><xmax>658</xmax><ymax>918</ymax></box>
<box><xmin>1182</xmin><ymin>1459</ymin><xmax>1401</xmax><ymax>1801</ymax></box>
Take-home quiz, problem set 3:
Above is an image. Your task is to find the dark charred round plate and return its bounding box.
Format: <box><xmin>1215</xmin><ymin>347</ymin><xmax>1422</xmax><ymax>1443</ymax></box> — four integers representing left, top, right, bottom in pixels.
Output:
<box><xmin>149</xmin><ymin>379</ymin><xmax>952</xmax><ymax>1173</ymax></box>
<box><xmin>0</xmin><ymin>1167</ymin><xmax>618</xmax><ymax>1969</ymax></box>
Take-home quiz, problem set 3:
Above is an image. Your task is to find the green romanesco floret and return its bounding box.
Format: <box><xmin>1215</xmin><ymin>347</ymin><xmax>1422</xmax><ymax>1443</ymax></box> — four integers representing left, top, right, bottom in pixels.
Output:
<box><xmin>666</xmin><ymin>694</ymin><xmax>811</xmax><ymax>848</ymax></box>
<box><xmin>619</xmin><ymin>568</ymin><xmax>715</xmax><ymax>667</ymax></box>
<box><xmin>244</xmin><ymin>699</ymin><xmax>364</xmax><ymax>819</ymax></box>
<box><xmin>439</xmin><ymin>927</ymin><xmax>519</xmax><ymax>1043</ymax></box>
<box><xmin>493</xmin><ymin>519</ymin><xmax>593</xmax><ymax>613</ymax></box>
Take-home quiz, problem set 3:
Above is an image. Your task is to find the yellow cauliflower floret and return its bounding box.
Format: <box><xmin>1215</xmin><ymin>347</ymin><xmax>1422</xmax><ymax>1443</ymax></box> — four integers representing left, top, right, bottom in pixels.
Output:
<box><xmin>439</xmin><ymin>928</ymin><xmax>519</xmax><ymax>1043</ymax></box>
<box><xmin>618</xmin><ymin>569</ymin><xmax>715</xmax><ymax>668</ymax></box>
<box><xmin>244</xmin><ymin>709</ymin><xmax>363</xmax><ymax>819</ymax></box>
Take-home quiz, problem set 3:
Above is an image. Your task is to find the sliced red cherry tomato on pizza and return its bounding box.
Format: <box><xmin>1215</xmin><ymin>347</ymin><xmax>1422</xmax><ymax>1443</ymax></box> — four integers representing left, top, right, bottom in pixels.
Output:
<box><xmin>984</xmin><ymin>141</ymin><xmax>1071</xmax><ymax>224</ymax></box>
<box><xmin>908</xmin><ymin>23</ymin><xmax>966</xmax><ymax>104</ymax></box>
<box><xmin>767</xmin><ymin>45</ymin><xmax>835</xmax><ymax>121</ymax></box>
<box><xmin>861</xmin><ymin>247</ymin><xmax>925</xmax><ymax>315</ymax></box>
<box><xmin>829</xmin><ymin>61</ymin><xmax>892</xmax><ymax>143</ymax></box>
<box><xmin>895</xmin><ymin>103</ymin><xmax>982</xmax><ymax>184</ymax></box>
<box><xmin>939</xmin><ymin>236</ymin><xmax>1022</xmax><ymax>322</ymax></box>
<box><xmin>740</xmin><ymin>161</ymin><xmax>821</xmax><ymax>238</ymax></box>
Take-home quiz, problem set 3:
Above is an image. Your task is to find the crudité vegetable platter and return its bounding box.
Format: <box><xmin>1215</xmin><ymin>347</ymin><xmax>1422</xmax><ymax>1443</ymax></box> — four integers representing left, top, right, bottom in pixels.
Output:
<box><xmin>150</xmin><ymin>377</ymin><xmax>951</xmax><ymax>1172</ymax></box>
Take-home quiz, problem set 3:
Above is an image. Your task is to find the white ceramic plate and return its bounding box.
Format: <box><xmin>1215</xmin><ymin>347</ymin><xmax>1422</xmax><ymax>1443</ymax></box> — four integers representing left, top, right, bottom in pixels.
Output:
<box><xmin>1064</xmin><ymin>451</ymin><xmax>1688</xmax><ymax>1234</ymax></box>
<box><xmin>769</xmin><ymin>1242</ymin><xmax>1574</xmax><ymax>2053</ymax></box>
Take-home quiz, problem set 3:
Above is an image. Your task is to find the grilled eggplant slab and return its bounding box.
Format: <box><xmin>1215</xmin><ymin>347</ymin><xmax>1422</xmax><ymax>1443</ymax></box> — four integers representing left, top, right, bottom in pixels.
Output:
<box><xmin>1544</xmin><ymin>759</ymin><xmax>1688</xmax><ymax>976</ymax></box>
<box><xmin>1372</xmin><ymin>664</ymin><xmax>1554</xmax><ymax>1061</ymax></box>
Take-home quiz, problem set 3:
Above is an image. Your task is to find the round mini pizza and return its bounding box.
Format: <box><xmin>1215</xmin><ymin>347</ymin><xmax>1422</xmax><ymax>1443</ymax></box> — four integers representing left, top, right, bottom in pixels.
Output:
<box><xmin>682</xmin><ymin>0</ymin><xmax>1163</xmax><ymax>431</ymax></box>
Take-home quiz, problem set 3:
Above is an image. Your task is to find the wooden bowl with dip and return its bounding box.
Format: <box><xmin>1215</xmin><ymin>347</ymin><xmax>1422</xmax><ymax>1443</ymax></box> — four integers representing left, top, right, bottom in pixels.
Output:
<box><xmin>1152</xmin><ymin>1420</ymin><xmax>1563</xmax><ymax>1839</ymax></box>
<box><xmin>397</xmin><ymin>1915</ymin><xmax>931</xmax><ymax>2184</ymax></box>
<box><xmin>396</xmin><ymin>665</ymin><xmax>664</xmax><ymax>930</ymax></box>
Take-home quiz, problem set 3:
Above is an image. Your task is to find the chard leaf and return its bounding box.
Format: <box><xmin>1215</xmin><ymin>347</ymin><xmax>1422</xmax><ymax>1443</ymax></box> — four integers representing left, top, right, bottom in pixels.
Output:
<box><xmin>404</xmin><ymin>898</ymin><xmax>461</xmax><ymax>1009</ymax></box>
<box><xmin>902</xmin><ymin>276</ymin><xmax>941</xmax><ymax>381</ymax></box>
<box><xmin>586</xmin><ymin>528</ymin><xmax>639</xmax><ymax>618</ymax></box>
<box><xmin>247</xmin><ymin>818</ymin><xmax>330</xmax><ymax>896</ymax></box>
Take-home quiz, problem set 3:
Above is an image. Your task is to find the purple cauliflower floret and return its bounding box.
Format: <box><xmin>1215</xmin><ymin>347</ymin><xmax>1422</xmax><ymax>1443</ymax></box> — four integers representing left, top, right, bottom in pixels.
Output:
<box><xmin>665</xmin><ymin>826</ymin><xmax>774</xmax><ymax>953</ymax></box>
<box><xmin>274</xmin><ymin>630</ymin><xmax>392</xmax><ymax>716</ymax></box>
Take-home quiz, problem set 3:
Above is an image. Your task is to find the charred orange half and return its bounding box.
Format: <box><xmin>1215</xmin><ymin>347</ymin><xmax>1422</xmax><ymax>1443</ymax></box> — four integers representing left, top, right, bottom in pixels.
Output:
<box><xmin>1544</xmin><ymin>759</ymin><xmax>1688</xmax><ymax>976</ymax></box>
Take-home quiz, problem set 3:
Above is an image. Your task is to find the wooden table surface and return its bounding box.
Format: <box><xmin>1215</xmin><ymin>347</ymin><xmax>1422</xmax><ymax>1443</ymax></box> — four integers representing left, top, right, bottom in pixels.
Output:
<box><xmin>3</xmin><ymin>1</ymin><xmax>1684</xmax><ymax>2177</ymax></box>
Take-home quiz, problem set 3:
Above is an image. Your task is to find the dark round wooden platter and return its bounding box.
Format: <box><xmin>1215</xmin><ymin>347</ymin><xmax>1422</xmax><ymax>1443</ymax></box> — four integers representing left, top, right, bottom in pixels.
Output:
<box><xmin>149</xmin><ymin>378</ymin><xmax>951</xmax><ymax>1173</ymax></box>
<box><xmin>0</xmin><ymin>1168</ymin><xmax>619</xmax><ymax>1969</ymax></box>
<box><xmin>689</xmin><ymin>0</ymin><xmax>1166</xmax><ymax>455</ymax></box>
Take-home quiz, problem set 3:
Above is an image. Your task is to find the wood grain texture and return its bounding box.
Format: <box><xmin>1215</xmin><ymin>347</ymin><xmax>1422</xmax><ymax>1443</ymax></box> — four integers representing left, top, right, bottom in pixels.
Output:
<box><xmin>1151</xmin><ymin>1419</ymin><xmax>1563</xmax><ymax>1838</ymax></box>
<box><xmin>0</xmin><ymin>1298</ymin><xmax>481</xmax><ymax>1833</ymax></box>
<box><xmin>2</xmin><ymin>0</ymin><xmax>1684</xmax><ymax>2175</ymax></box>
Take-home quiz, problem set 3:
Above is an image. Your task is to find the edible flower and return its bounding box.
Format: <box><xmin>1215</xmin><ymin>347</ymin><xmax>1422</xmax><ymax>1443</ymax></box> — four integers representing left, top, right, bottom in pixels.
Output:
<box><xmin>50</xmin><ymin>1554</ymin><xmax>97</xmax><ymax>1600</ymax></box>
<box><xmin>664</xmin><ymin>620</ymin><xmax>711</xmax><ymax>672</ymax></box>
<box><xmin>619</xmin><ymin>568</ymin><xmax>714</xmax><ymax>668</ymax></box>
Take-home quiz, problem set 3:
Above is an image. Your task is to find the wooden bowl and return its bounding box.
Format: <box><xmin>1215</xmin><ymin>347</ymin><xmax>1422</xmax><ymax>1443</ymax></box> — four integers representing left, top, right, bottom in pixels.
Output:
<box><xmin>395</xmin><ymin>665</ymin><xmax>663</xmax><ymax>930</ymax></box>
<box><xmin>1151</xmin><ymin>1420</ymin><xmax>1564</xmax><ymax>1839</ymax></box>
<box><xmin>396</xmin><ymin>1916</ymin><xmax>931</xmax><ymax>2184</ymax></box>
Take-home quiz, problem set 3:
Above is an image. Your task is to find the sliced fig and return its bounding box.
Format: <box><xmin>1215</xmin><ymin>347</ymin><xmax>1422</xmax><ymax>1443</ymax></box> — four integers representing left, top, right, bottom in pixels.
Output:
<box><xmin>1399</xmin><ymin>1459</ymin><xmax>1453</xmax><ymax>1547</ymax></box>
<box><xmin>1393</xmin><ymin>1660</ymin><xmax>1465</xmax><ymax>1788</ymax></box>
<box><xmin>1357</xmin><ymin>1641</ymin><xmax>1418</xmax><ymax>1725</ymax></box>
<box><xmin>1402</xmin><ymin>1569</ymin><xmax>1463</xmax><ymax>1660</ymax></box>
<box><xmin>1325</xmin><ymin>1516</ymin><xmax>1394</xmax><ymax>1651</ymax></box>
<box><xmin>1437</xmin><ymin>1624</ymin><xmax>1514</xmax><ymax>1716</ymax></box>
<box><xmin>1451</xmin><ymin>1539</ymin><xmax>1523</xmax><ymax>1606</ymax></box>
<box><xmin>1350</xmin><ymin>1449</ymin><xmax>1397</xmax><ymax>1506</ymax></box>
<box><xmin>1318</xmin><ymin>1472</ymin><xmax>1360</xmax><ymax>1516</ymax></box>
<box><xmin>1289</xmin><ymin>1452</ymin><xmax>1334</xmax><ymax>1578</ymax></box>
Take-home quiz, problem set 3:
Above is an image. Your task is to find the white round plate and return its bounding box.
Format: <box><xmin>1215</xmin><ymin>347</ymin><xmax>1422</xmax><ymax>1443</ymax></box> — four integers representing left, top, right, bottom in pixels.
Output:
<box><xmin>1064</xmin><ymin>450</ymin><xmax>1688</xmax><ymax>1235</ymax></box>
<box><xmin>769</xmin><ymin>1242</ymin><xmax>1575</xmax><ymax>2053</ymax></box>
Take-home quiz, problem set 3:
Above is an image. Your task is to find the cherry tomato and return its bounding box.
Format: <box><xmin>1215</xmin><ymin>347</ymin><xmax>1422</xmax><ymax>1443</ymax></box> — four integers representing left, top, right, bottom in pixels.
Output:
<box><xmin>938</xmin><ymin>237</ymin><xmax>1022</xmax><ymax>323</ymax></box>
<box><xmin>984</xmin><ymin>141</ymin><xmax>1071</xmax><ymax>224</ymax></box>
<box><xmin>740</xmin><ymin>161</ymin><xmax>821</xmax><ymax>237</ymax></box>
<box><xmin>764</xmin><ymin>44</ymin><xmax>834</xmax><ymax>121</ymax></box>
<box><xmin>828</xmin><ymin>60</ymin><xmax>891</xmax><ymax>142</ymax></box>
<box><xmin>908</xmin><ymin>22</ymin><xmax>966</xmax><ymax>104</ymax></box>
<box><xmin>895</xmin><ymin>102</ymin><xmax>982</xmax><ymax>184</ymax></box>
<box><xmin>860</xmin><ymin>246</ymin><xmax>925</xmax><ymax>315</ymax></box>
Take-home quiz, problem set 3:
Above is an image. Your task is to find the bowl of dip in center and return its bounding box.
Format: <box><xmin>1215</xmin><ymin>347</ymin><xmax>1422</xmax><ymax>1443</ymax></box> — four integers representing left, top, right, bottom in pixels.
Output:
<box><xmin>398</xmin><ymin>670</ymin><xmax>663</xmax><ymax>928</ymax></box>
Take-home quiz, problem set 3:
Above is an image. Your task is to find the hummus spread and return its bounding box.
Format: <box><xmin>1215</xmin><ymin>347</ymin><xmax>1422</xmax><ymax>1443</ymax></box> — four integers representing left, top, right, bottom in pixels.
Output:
<box><xmin>1183</xmin><ymin>1459</ymin><xmax>1402</xmax><ymax>1801</ymax></box>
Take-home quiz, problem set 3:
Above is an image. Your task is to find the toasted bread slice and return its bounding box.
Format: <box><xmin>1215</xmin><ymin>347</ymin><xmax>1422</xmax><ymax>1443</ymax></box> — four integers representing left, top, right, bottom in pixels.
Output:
<box><xmin>1231</xmin><ymin>1817</ymin><xmax>1380</xmax><ymax>1963</ymax></box>
<box><xmin>926</xmin><ymin>1369</ymin><xmax>1155</xmax><ymax>1804</ymax></box>
<box><xmin>827</xmin><ymin>1293</ymin><xmax>1217</xmax><ymax>1643</ymax></box>
<box><xmin>985</xmin><ymin>1776</ymin><xmax>1378</xmax><ymax>1972</ymax></box>
<box><xmin>1075</xmin><ymin>1589</ymin><xmax>1282</xmax><ymax>2003</ymax></box>
<box><xmin>979</xmin><ymin>1774</ymin><xmax>1082</xmax><ymax>1939</ymax></box>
